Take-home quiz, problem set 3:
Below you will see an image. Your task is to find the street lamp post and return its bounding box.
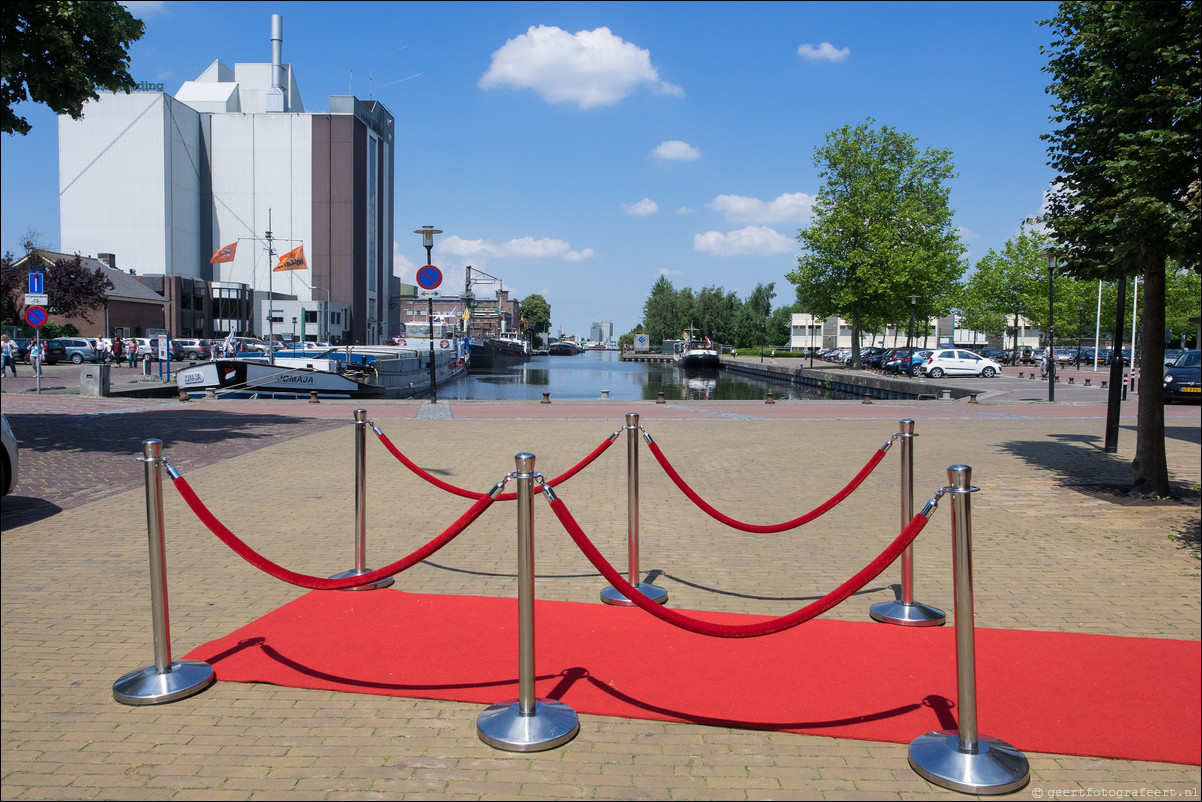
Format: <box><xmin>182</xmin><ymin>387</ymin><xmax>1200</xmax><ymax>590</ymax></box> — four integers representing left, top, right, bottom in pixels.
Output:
<box><xmin>414</xmin><ymin>226</ymin><xmax>443</xmax><ymax>403</ymax></box>
<box><xmin>1045</xmin><ymin>249</ymin><xmax>1056</xmax><ymax>402</ymax></box>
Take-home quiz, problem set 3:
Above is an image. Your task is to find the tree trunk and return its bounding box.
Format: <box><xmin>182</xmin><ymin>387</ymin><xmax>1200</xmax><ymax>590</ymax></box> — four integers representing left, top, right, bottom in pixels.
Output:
<box><xmin>1132</xmin><ymin>263</ymin><xmax>1170</xmax><ymax>496</ymax></box>
<box><xmin>850</xmin><ymin>311</ymin><xmax>862</xmax><ymax>368</ymax></box>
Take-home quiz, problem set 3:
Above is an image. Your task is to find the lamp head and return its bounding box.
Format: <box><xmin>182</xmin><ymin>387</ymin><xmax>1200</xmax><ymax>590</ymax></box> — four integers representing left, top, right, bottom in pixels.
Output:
<box><xmin>413</xmin><ymin>226</ymin><xmax>443</xmax><ymax>249</ymax></box>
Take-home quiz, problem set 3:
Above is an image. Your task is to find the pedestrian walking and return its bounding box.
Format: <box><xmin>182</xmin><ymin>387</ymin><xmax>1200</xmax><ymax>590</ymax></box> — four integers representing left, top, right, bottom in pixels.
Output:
<box><xmin>1</xmin><ymin>334</ymin><xmax>17</xmax><ymax>377</ymax></box>
<box><xmin>113</xmin><ymin>337</ymin><xmax>124</xmax><ymax>366</ymax></box>
<box><xmin>128</xmin><ymin>341</ymin><xmax>138</xmax><ymax>369</ymax></box>
<box><xmin>29</xmin><ymin>340</ymin><xmax>42</xmax><ymax>377</ymax></box>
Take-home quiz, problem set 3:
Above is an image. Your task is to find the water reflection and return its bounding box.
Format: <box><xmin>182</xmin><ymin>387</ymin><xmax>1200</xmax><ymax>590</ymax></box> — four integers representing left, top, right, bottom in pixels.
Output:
<box><xmin>438</xmin><ymin>350</ymin><xmax>825</xmax><ymax>401</ymax></box>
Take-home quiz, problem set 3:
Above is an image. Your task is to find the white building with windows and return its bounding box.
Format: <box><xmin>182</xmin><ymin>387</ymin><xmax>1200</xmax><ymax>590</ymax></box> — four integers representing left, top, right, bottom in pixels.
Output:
<box><xmin>57</xmin><ymin>14</ymin><xmax>395</xmax><ymax>345</ymax></box>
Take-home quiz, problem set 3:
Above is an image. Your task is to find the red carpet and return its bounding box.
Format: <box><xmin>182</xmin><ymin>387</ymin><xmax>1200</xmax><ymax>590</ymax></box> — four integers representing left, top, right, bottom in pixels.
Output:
<box><xmin>185</xmin><ymin>589</ymin><xmax>1200</xmax><ymax>765</ymax></box>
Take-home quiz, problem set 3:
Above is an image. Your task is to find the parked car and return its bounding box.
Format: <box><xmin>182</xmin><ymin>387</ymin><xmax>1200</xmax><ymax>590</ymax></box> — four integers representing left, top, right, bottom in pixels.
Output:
<box><xmin>1053</xmin><ymin>349</ymin><xmax>1077</xmax><ymax>366</ymax></box>
<box><xmin>1162</xmin><ymin>349</ymin><xmax>1184</xmax><ymax>368</ymax></box>
<box><xmin>173</xmin><ymin>338</ymin><xmax>212</xmax><ymax>360</ymax></box>
<box><xmin>1163</xmin><ymin>350</ymin><xmax>1201</xmax><ymax>404</ymax></box>
<box><xmin>975</xmin><ymin>347</ymin><xmax>1006</xmax><ymax>362</ymax></box>
<box><xmin>234</xmin><ymin>337</ymin><xmax>269</xmax><ymax>353</ymax></box>
<box><xmin>54</xmin><ymin>337</ymin><xmax>98</xmax><ymax>364</ymax></box>
<box><xmin>884</xmin><ymin>348</ymin><xmax>931</xmax><ymax>376</ymax></box>
<box><xmin>37</xmin><ymin>339</ymin><xmax>69</xmax><ymax>364</ymax></box>
<box><xmin>919</xmin><ymin>349</ymin><xmax>1003</xmax><ymax>378</ymax></box>
<box><xmin>10</xmin><ymin>337</ymin><xmax>33</xmax><ymax>363</ymax></box>
<box><xmin>1</xmin><ymin>413</ymin><xmax>17</xmax><ymax>496</ymax></box>
<box><xmin>1108</xmin><ymin>349</ymin><xmax>1132</xmax><ymax>366</ymax></box>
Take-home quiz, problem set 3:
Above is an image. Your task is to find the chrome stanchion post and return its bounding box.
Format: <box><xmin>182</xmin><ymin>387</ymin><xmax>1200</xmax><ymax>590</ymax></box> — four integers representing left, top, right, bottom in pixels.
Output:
<box><xmin>871</xmin><ymin>419</ymin><xmax>945</xmax><ymax>626</ymax></box>
<box><xmin>908</xmin><ymin>465</ymin><xmax>1029</xmax><ymax>794</ymax></box>
<box><xmin>601</xmin><ymin>413</ymin><xmax>668</xmax><ymax>606</ymax></box>
<box><xmin>330</xmin><ymin>409</ymin><xmax>393</xmax><ymax>590</ymax></box>
<box><xmin>113</xmin><ymin>439</ymin><xmax>215</xmax><ymax>705</ymax></box>
<box><xmin>477</xmin><ymin>453</ymin><xmax>579</xmax><ymax>751</ymax></box>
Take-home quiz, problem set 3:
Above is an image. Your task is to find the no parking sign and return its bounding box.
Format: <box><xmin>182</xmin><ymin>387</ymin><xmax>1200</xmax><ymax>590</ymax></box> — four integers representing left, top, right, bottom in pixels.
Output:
<box><xmin>25</xmin><ymin>306</ymin><xmax>47</xmax><ymax>328</ymax></box>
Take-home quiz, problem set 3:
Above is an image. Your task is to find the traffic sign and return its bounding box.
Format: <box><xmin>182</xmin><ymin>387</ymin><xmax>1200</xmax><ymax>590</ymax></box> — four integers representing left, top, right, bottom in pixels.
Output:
<box><xmin>28</xmin><ymin>272</ymin><xmax>44</xmax><ymax>295</ymax></box>
<box><xmin>25</xmin><ymin>293</ymin><xmax>48</xmax><ymax>306</ymax></box>
<box><xmin>25</xmin><ymin>306</ymin><xmax>47</xmax><ymax>327</ymax></box>
<box><xmin>416</xmin><ymin>264</ymin><xmax>443</xmax><ymax>290</ymax></box>
<box><xmin>418</xmin><ymin>289</ymin><xmax>440</xmax><ymax>298</ymax></box>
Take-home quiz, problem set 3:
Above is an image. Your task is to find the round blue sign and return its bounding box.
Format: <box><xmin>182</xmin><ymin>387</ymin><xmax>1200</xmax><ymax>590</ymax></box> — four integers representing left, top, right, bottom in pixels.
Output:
<box><xmin>416</xmin><ymin>264</ymin><xmax>443</xmax><ymax>290</ymax></box>
<box><xmin>25</xmin><ymin>306</ymin><xmax>47</xmax><ymax>327</ymax></box>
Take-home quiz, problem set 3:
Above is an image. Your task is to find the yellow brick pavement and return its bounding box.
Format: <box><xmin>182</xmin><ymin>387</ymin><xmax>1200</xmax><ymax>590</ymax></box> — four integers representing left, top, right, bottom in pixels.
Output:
<box><xmin>2</xmin><ymin>398</ymin><xmax>1199</xmax><ymax>800</ymax></box>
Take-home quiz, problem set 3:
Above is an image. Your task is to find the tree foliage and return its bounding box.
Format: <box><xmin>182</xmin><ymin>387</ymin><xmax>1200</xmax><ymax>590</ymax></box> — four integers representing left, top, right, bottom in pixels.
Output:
<box><xmin>787</xmin><ymin>119</ymin><xmax>966</xmax><ymax>367</ymax></box>
<box><xmin>1040</xmin><ymin>0</ymin><xmax>1200</xmax><ymax>495</ymax></box>
<box><xmin>1</xmin><ymin>0</ymin><xmax>145</xmax><ymax>135</ymax></box>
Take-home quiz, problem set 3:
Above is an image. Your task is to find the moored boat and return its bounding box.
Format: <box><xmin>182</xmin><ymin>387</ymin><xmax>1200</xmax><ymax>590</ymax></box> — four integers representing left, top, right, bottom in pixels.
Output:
<box><xmin>177</xmin><ymin>340</ymin><xmax>468</xmax><ymax>399</ymax></box>
<box><xmin>467</xmin><ymin>335</ymin><xmax>530</xmax><ymax>369</ymax></box>
<box><xmin>675</xmin><ymin>331</ymin><xmax>720</xmax><ymax>369</ymax></box>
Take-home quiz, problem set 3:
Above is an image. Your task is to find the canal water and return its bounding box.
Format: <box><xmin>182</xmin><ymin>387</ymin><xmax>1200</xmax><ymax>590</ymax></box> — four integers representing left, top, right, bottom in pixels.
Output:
<box><xmin>438</xmin><ymin>349</ymin><xmax>824</xmax><ymax>401</ymax></box>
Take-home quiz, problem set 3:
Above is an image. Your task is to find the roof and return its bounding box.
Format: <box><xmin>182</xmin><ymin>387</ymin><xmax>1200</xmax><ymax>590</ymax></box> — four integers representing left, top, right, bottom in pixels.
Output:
<box><xmin>19</xmin><ymin>250</ymin><xmax>167</xmax><ymax>306</ymax></box>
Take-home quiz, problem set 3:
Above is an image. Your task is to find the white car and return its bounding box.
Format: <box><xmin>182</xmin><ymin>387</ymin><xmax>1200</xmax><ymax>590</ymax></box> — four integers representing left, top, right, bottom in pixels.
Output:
<box><xmin>920</xmin><ymin>349</ymin><xmax>1003</xmax><ymax>378</ymax></box>
<box><xmin>2</xmin><ymin>414</ymin><xmax>18</xmax><ymax>496</ymax></box>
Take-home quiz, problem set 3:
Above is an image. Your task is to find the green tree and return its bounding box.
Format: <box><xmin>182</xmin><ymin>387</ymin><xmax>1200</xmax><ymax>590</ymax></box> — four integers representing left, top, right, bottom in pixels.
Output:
<box><xmin>788</xmin><ymin>119</ymin><xmax>965</xmax><ymax>367</ymax></box>
<box><xmin>1165</xmin><ymin>264</ymin><xmax>1200</xmax><ymax>348</ymax></box>
<box><xmin>734</xmin><ymin>282</ymin><xmax>775</xmax><ymax>348</ymax></box>
<box><xmin>1041</xmin><ymin>0</ymin><xmax>1201</xmax><ymax>495</ymax></box>
<box><xmin>695</xmin><ymin>285</ymin><xmax>742</xmax><ymax>346</ymax></box>
<box><xmin>641</xmin><ymin>275</ymin><xmax>686</xmax><ymax>345</ymax></box>
<box><xmin>518</xmin><ymin>293</ymin><xmax>551</xmax><ymax>346</ymax></box>
<box><xmin>2</xmin><ymin>1</ymin><xmax>146</xmax><ymax>135</ymax></box>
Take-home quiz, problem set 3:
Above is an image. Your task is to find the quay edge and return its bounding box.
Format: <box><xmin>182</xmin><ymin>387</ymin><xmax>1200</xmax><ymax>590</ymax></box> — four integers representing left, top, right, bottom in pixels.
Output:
<box><xmin>719</xmin><ymin>357</ymin><xmax>973</xmax><ymax>401</ymax></box>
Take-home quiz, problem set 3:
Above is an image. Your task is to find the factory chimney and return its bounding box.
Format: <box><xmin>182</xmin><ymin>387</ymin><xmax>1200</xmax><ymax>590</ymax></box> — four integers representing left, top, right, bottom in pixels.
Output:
<box><xmin>266</xmin><ymin>14</ymin><xmax>285</xmax><ymax>112</ymax></box>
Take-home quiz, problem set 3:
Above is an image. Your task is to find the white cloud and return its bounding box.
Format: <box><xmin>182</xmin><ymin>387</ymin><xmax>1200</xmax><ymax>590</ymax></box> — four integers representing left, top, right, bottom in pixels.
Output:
<box><xmin>652</xmin><ymin>140</ymin><xmax>701</xmax><ymax>161</ymax></box>
<box><xmin>439</xmin><ymin>234</ymin><xmax>596</xmax><ymax>261</ymax></box>
<box><xmin>623</xmin><ymin>198</ymin><xmax>659</xmax><ymax>216</ymax></box>
<box><xmin>797</xmin><ymin>42</ymin><xmax>850</xmax><ymax>62</ymax></box>
<box><xmin>675</xmin><ymin>206</ymin><xmax>696</xmax><ymax>214</ymax></box>
<box><xmin>479</xmin><ymin>25</ymin><xmax>683</xmax><ymax>108</ymax></box>
<box><xmin>693</xmin><ymin>226</ymin><xmax>798</xmax><ymax>257</ymax></box>
<box><xmin>659</xmin><ymin>267</ymin><xmax>683</xmax><ymax>278</ymax></box>
<box><xmin>393</xmin><ymin>243</ymin><xmax>419</xmax><ymax>278</ymax></box>
<box><xmin>708</xmin><ymin>192</ymin><xmax>815</xmax><ymax>224</ymax></box>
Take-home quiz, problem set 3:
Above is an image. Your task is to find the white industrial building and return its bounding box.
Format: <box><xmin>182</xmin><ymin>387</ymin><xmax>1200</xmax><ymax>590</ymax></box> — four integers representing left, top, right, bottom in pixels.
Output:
<box><xmin>57</xmin><ymin>14</ymin><xmax>392</xmax><ymax>344</ymax></box>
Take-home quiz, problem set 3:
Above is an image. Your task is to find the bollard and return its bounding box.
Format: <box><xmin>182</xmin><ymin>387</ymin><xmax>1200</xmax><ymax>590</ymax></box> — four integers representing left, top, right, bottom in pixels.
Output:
<box><xmin>1029</xmin><ymin>373</ymin><xmax>1035</xmax><ymax>380</ymax></box>
<box><xmin>968</xmin><ymin>393</ymin><xmax>979</xmax><ymax>404</ymax></box>
<box><xmin>601</xmin><ymin>390</ymin><xmax>610</xmax><ymax>399</ymax></box>
<box><xmin>1018</xmin><ymin>372</ymin><xmax>1024</xmax><ymax>379</ymax></box>
<box><xmin>908</xmin><ymin>465</ymin><xmax>1029</xmax><ymax>794</ymax></box>
<box><xmin>862</xmin><ymin>394</ymin><xmax>873</xmax><ymax>404</ymax></box>
<box><xmin>1084</xmin><ymin>378</ymin><xmax>1092</xmax><ymax>387</ymax></box>
<box><xmin>177</xmin><ymin>389</ymin><xmax>190</xmax><ymax>402</ymax></box>
<box><xmin>1068</xmin><ymin>377</ymin><xmax>1075</xmax><ymax>385</ymax></box>
<box><xmin>656</xmin><ymin>391</ymin><xmax>666</xmax><ymax>404</ymax></box>
<box><xmin>765</xmin><ymin>391</ymin><xmax>775</xmax><ymax>404</ymax></box>
<box><xmin>601</xmin><ymin>414</ymin><xmax>668</xmax><ymax>607</ymax></box>
<box><xmin>870</xmin><ymin>421</ymin><xmax>945</xmax><ymax>627</ymax></box>
<box><xmin>477</xmin><ymin>453</ymin><xmax>580</xmax><ymax>751</ymax></box>
<box><xmin>309</xmin><ymin>390</ymin><xmax>320</xmax><ymax>403</ymax></box>
<box><xmin>113</xmin><ymin>440</ymin><xmax>215</xmax><ymax>704</ymax></box>
<box><xmin>329</xmin><ymin>410</ymin><xmax>393</xmax><ymax>590</ymax></box>
<box><xmin>541</xmin><ymin>392</ymin><xmax>551</xmax><ymax>404</ymax></box>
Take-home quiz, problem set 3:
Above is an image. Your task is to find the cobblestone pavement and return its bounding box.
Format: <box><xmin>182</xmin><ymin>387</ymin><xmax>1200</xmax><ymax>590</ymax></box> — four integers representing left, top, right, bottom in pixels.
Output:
<box><xmin>1</xmin><ymin>388</ymin><xmax>1199</xmax><ymax>800</ymax></box>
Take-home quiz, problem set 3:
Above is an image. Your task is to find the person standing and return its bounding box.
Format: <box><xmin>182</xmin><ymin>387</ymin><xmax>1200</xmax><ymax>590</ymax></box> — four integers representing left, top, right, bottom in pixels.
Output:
<box><xmin>113</xmin><ymin>337</ymin><xmax>124</xmax><ymax>366</ymax></box>
<box><xmin>29</xmin><ymin>340</ymin><xmax>42</xmax><ymax>377</ymax></box>
<box><xmin>1</xmin><ymin>334</ymin><xmax>17</xmax><ymax>377</ymax></box>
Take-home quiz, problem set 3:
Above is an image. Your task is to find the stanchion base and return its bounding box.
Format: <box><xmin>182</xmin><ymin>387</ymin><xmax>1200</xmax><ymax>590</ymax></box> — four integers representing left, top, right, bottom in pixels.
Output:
<box><xmin>908</xmin><ymin>730</ymin><xmax>1030</xmax><ymax>795</ymax></box>
<box><xmin>869</xmin><ymin>600</ymin><xmax>946</xmax><ymax>627</ymax></box>
<box><xmin>329</xmin><ymin>568</ymin><xmax>395</xmax><ymax>591</ymax></box>
<box><xmin>600</xmin><ymin>582</ymin><xmax>668</xmax><ymax>606</ymax></box>
<box><xmin>476</xmin><ymin>698</ymin><xmax>580</xmax><ymax>752</ymax></box>
<box><xmin>113</xmin><ymin>660</ymin><xmax>215</xmax><ymax>705</ymax></box>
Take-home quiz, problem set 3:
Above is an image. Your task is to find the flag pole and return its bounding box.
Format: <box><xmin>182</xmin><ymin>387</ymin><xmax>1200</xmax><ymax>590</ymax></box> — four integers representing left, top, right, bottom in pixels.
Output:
<box><xmin>266</xmin><ymin>209</ymin><xmax>274</xmax><ymax>365</ymax></box>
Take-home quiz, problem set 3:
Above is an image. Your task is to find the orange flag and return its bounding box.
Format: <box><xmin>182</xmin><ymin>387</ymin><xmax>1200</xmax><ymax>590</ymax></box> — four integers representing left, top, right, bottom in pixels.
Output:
<box><xmin>273</xmin><ymin>245</ymin><xmax>307</xmax><ymax>272</ymax></box>
<box><xmin>209</xmin><ymin>242</ymin><xmax>237</xmax><ymax>264</ymax></box>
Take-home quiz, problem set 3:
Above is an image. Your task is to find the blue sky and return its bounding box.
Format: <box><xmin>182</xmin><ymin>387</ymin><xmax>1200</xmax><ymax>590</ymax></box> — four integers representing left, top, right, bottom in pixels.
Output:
<box><xmin>1</xmin><ymin>0</ymin><xmax>1059</xmax><ymax>339</ymax></box>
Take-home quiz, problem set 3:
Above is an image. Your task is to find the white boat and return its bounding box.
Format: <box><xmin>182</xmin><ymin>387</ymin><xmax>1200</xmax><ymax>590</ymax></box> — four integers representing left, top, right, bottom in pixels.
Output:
<box><xmin>177</xmin><ymin>340</ymin><xmax>468</xmax><ymax>399</ymax></box>
<box><xmin>675</xmin><ymin>332</ymin><xmax>720</xmax><ymax>369</ymax></box>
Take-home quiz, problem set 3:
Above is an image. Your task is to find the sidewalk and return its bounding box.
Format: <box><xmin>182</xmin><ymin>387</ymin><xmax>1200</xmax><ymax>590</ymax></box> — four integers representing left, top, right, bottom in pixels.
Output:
<box><xmin>1</xmin><ymin>395</ymin><xmax>1199</xmax><ymax>800</ymax></box>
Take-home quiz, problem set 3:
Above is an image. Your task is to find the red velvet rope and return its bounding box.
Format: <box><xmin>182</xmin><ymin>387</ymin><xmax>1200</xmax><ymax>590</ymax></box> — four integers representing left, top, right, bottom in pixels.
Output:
<box><xmin>374</xmin><ymin>428</ymin><xmax>616</xmax><ymax>501</ymax></box>
<box><xmin>646</xmin><ymin>439</ymin><xmax>889</xmax><ymax>533</ymax></box>
<box><xmin>171</xmin><ymin>474</ymin><xmax>494</xmax><ymax>590</ymax></box>
<box><xmin>549</xmin><ymin>495</ymin><xmax>930</xmax><ymax>638</ymax></box>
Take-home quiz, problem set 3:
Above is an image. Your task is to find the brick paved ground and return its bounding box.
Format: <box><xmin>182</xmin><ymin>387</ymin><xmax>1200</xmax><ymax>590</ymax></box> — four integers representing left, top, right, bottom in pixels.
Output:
<box><xmin>2</xmin><ymin>386</ymin><xmax>1199</xmax><ymax>800</ymax></box>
